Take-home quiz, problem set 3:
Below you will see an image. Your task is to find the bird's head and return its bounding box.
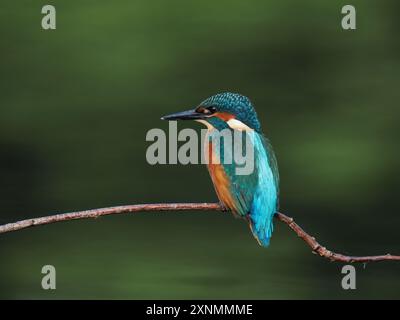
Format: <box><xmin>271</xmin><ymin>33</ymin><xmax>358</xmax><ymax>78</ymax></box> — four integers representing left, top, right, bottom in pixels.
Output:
<box><xmin>161</xmin><ymin>92</ymin><xmax>261</xmax><ymax>132</ymax></box>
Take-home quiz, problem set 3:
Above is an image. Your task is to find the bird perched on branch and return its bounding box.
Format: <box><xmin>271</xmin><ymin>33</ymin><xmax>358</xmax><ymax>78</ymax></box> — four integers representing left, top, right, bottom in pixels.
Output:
<box><xmin>162</xmin><ymin>93</ymin><xmax>279</xmax><ymax>246</ymax></box>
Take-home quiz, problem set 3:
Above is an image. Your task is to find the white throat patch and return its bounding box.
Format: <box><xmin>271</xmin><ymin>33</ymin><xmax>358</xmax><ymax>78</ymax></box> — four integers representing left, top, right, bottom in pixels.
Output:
<box><xmin>226</xmin><ymin>119</ymin><xmax>253</xmax><ymax>131</ymax></box>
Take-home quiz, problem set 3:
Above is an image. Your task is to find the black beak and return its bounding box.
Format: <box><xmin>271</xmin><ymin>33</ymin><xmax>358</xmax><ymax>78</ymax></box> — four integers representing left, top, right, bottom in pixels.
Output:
<box><xmin>161</xmin><ymin>109</ymin><xmax>207</xmax><ymax>121</ymax></box>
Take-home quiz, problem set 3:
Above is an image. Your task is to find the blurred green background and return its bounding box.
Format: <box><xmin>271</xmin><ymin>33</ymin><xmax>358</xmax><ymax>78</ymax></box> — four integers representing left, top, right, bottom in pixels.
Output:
<box><xmin>0</xmin><ymin>0</ymin><xmax>399</xmax><ymax>299</ymax></box>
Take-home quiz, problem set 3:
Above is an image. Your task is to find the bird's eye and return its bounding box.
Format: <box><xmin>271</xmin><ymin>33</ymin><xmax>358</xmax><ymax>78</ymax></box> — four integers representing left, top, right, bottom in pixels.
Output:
<box><xmin>207</xmin><ymin>106</ymin><xmax>217</xmax><ymax>114</ymax></box>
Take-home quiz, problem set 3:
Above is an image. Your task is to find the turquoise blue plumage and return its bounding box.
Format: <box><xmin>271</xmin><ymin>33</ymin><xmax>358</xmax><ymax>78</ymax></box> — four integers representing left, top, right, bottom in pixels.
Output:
<box><xmin>206</xmin><ymin>117</ymin><xmax>279</xmax><ymax>246</ymax></box>
<box><xmin>162</xmin><ymin>93</ymin><xmax>279</xmax><ymax>247</ymax></box>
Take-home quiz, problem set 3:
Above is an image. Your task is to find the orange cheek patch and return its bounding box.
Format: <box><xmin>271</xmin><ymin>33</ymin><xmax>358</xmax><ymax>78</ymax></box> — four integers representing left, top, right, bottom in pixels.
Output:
<box><xmin>214</xmin><ymin>112</ymin><xmax>235</xmax><ymax>121</ymax></box>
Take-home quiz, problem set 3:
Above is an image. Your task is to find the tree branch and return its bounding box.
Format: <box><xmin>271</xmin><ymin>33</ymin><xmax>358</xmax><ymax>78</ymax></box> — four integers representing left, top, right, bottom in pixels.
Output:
<box><xmin>0</xmin><ymin>202</ymin><xmax>399</xmax><ymax>263</ymax></box>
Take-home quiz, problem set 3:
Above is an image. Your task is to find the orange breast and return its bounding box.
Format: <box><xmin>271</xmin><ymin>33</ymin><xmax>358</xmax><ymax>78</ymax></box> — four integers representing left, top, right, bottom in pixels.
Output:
<box><xmin>205</xmin><ymin>140</ymin><xmax>238</xmax><ymax>213</ymax></box>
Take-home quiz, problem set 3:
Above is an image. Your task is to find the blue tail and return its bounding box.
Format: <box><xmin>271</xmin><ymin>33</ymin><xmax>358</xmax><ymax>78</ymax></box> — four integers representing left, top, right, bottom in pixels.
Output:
<box><xmin>249</xmin><ymin>210</ymin><xmax>275</xmax><ymax>247</ymax></box>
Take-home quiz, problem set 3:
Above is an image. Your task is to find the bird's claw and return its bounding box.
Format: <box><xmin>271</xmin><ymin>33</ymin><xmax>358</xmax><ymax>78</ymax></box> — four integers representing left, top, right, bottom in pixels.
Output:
<box><xmin>219</xmin><ymin>203</ymin><xmax>229</xmax><ymax>212</ymax></box>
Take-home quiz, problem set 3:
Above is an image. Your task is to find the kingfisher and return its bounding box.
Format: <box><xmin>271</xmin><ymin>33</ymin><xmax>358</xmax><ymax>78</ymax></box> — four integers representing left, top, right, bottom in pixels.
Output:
<box><xmin>161</xmin><ymin>93</ymin><xmax>279</xmax><ymax>247</ymax></box>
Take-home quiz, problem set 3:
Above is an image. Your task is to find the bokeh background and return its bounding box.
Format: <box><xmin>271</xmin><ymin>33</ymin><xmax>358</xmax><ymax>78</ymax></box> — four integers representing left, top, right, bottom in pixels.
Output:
<box><xmin>0</xmin><ymin>0</ymin><xmax>399</xmax><ymax>299</ymax></box>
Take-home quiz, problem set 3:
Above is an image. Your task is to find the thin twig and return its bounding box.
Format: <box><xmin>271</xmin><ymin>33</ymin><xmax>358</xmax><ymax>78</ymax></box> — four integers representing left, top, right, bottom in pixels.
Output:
<box><xmin>0</xmin><ymin>203</ymin><xmax>399</xmax><ymax>263</ymax></box>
